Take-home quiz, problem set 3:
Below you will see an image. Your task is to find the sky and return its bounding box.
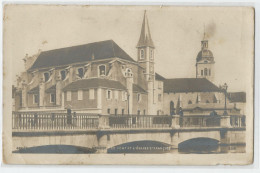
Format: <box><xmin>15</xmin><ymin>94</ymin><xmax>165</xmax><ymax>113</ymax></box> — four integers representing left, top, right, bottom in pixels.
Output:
<box><xmin>4</xmin><ymin>5</ymin><xmax>254</xmax><ymax>92</ymax></box>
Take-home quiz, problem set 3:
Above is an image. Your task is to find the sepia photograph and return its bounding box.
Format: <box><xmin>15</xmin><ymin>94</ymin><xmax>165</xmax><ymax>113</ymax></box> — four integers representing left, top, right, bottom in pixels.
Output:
<box><xmin>2</xmin><ymin>5</ymin><xmax>254</xmax><ymax>165</ymax></box>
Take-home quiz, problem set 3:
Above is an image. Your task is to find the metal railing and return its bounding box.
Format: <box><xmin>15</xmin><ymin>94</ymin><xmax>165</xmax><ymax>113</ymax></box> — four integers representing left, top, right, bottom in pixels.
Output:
<box><xmin>108</xmin><ymin>115</ymin><xmax>172</xmax><ymax>129</ymax></box>
<box><xmin>12</xmin><ymin>112</ymin><xmax>99</xmax><ymax>130</ymax></box>
<box><xmin>180</xmin><ymin>115</ymin><xmax>221</xmax><ymax>127</ymax></box>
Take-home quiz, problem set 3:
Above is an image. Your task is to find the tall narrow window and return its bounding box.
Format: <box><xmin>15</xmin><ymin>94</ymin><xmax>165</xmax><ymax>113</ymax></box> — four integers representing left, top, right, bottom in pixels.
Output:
<box><xmin>107</xmin><ymin>90</ymin><xmax>112</xmax><ymax>100</ymax></box>
<box><xmin>89</xmin><ymin>89</ymin><xmax>95</xmax><ymax>99</ymax></box>
<box><xmin>150</xmin><ymin>49</ymin><xmax>153</xmax><ymax>60</ymax></box>
<box><xmin>107</xmin><ymin>108</ymin><xmax>110</xmax><ymax>114</ymax></box>
<box><xmin>44</xmin><ymin>72</ymin><xmax>50</xmax><ymax>82</ymax></box>
<box><xmin>33</xmin><ymin>94</ymin><xmax>39</xmax><ymax>104</ymax></box>
<box><xmin>77</xmin><ymin>68</ymin><xmax>84</xmax><ymax>78</ymax></box>
<box><xmin>201</xmin><ymin>70</ymin><xmax>203</xmax><ymax>76</ymax></box>
<box><xmin>66</xmin><ymin>91</ymin><xmax>71</xmax><ymax>101</ymax></box>
<box><xmin>115</xmin><ymin>109</ymin><xmax>118</xmax><ymax>116</ymax></box>
<box><xmin>50</xmin><ymin>93</ymin><xmax>56</xmax><ymax>103</ymax></box>
<box><xmin>122</xmin><ymin>109</ymin><xmax>124</xmax><ymax>115</ymax></box>
<box><xmin>209</xmin><ymin>69</ymin><xmax>211</xmax><ymax>76</ymax></box>
<box><xmin>137</xmin><ymin>110</ymin><xmax>141</xmax><ymax>115</ymax></box>
<box><xmin>99</xmin><ymin>65</ymin><xmax>106</xmax><ymax>77</ymax></box>
<box><xmin>78</xmin><ymin>90</ymin><xmax>83</xmax><ymax>100</ymax></box>
<box><xmin>204</xmin><ymin>68</ymin><xmax>208</xmax><ymax>76</ymax></box>
<box><xmin>137</xmin><ymin>93</ymin><xmax>141</xmax><ymax>102</ymax></box>
<box><xmin>60</xmin><ymin>70</ymin><xmax>66</xmax><ymax>80</ymax></box>
<box><xmin>140</xmin><ymin>49</ymin><xmax>144</xmax><ymax>59</ymax></box>
<box><xmin>143</xmin><ymin>110</ymin><xmax>146</xmax><ymax>115</ymax></box>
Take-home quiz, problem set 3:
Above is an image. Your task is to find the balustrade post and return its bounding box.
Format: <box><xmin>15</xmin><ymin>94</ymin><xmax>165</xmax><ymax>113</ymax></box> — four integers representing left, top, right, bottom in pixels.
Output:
<box><xmin>98</xmin><ymin>115</ymin><xmax>110</xmax><ymax>129</ymax></box>
<box><xmin>171</xmin><ymin>115</ymin><xmax>180</xmax><ymax>129</ymax></box>
<box><xmin>220</xmin><ymin>115</ymin><xmax>231</xmax><ymax>128</ymax></box>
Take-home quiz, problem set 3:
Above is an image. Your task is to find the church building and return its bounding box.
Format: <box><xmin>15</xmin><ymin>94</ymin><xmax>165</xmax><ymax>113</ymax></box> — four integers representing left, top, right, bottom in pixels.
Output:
<box><xmin>13</xmin><ymin>11</ymin><xmax>243</xmax><ymax>116</ymax></box>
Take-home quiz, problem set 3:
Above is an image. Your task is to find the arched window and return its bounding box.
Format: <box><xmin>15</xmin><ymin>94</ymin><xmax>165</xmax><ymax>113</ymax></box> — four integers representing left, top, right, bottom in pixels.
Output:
<box><xmin>188</xmin><ymin>100</ymin><xmax>192</xmax><ymax>104</ymax></box>
<box><xmin>44</xmin><ymin>72</ymin><xmax>50</xmax><ymax>82</ymax></box>
<box><xmin>77</xmin><ymin>68</ymin><xmax>84</xmax><ymax>78</ymax></box>
<box><xmin>170</xmin><ymin>101</ymin><xmax>175</xmax><ymax>115</ymax></box>
<box><xmin>99</xmin><ymin>65</ymin><xmax>106</xmax><ymax>77</ymax></box>
<box><xmin>140</xmin><ymin>49</ymin><xmax>144</xmax><ymax>59</ymax></box>
<box><xmin>60</xmin><ymin>70</ymin><xmax>66</xmax><ymax>81</ymax></box>
<box><xmin>204</xmin><ymin>68</ymin><xmax>208</xmax><ymax>76</ymax></box>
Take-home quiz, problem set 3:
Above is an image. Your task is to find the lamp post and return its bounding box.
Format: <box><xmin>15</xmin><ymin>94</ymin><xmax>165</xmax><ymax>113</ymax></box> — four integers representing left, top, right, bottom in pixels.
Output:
<box><xmin>223</xmin><ymin>83</ymin><xmax>228</xmax><ymax>115</ymax></box>
<box><xmin>127</xmin><ymin>91</ymin><xmax>130</xmax><ymax>116</ymax></box>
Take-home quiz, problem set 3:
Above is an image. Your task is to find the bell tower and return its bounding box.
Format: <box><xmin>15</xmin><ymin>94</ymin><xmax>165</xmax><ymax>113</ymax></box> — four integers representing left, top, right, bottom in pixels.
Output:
<box><xmin>196</xmin><ymin>30</ymin><xmax>215</xmax><ymax>82</ymax></box>
<box><xmin>137</xmin><ymin>11</ymin><xmax>156</xmax><ymax>115</ymax></box>
<box><xmin>137</xmin><ymin>11</ymin><xmax>155</xmax><ymax>81</ymax></box>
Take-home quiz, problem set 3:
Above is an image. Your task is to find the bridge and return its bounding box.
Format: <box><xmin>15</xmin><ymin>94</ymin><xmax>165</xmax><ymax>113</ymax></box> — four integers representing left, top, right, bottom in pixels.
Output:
<box><xmin>12</xmin><ymin>112</ymin><xmax>246</xmax><ymax>153</ymax></box>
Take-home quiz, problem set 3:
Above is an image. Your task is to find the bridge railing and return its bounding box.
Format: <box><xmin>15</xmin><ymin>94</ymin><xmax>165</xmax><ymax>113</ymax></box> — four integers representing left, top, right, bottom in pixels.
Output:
<box><xmin>12</xmin><ymin>112</ymin><xmax>246</xmax><ymax>130</ymax></box>
<box><xmin>108</xmin><ymin>115</ymin><xmax>172</xmax><ymax>129</ymax></box>
<box><xmin>12</xmin><ymin>112</ymin><xmax>99</xmax><ymax>130</ymax></box>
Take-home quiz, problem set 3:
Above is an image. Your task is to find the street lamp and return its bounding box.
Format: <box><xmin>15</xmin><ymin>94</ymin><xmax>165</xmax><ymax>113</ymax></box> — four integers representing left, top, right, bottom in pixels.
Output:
<box><xmin>222</xmin><ymin>83</ymin><xmax>228</xmax><ymax>115</ymax></box>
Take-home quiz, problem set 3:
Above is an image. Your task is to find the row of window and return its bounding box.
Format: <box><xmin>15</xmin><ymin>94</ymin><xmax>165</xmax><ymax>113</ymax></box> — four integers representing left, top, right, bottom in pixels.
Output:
<box><xmin>140</xmin><ymin>49</ymin><xmax>153</xmax><ymax>60</ymax></box>
<box><xmin>32</xmin><ymin>93</ymin><xmax>56</xmax><ymax>104</ymax></box>
<box><xmin>107</xmin><ymin>108</ymin><xmax>146</xmax><ymax>115</ymax></box>
<box><xmin>200</xmin><ymin>68</ymin><xmax>211</xmax><ymax>76</ymax></box>
<box><xmin>43</xmin><ymin>65</ymin><xmax>109</xmax><ymax>83</ymax></box>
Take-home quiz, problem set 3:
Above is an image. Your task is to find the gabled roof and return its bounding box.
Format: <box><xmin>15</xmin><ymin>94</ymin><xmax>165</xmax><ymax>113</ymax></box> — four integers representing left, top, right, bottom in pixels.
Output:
<box><xmin>63</xmin><ymin>78</ymin><xmax>127</xmax><ymax>91</ymax></box>
<box><xmin>136</xmin><ymin>11</ymin><xmax>155</xmax><ymax>48</ymax></box>
<box><xmin>29</xmin><ymin>40</ymin><xmax>135</xmax><ymax>71</ymax></box>
<box><xmin>228</xmin><ymin>92</ymin><xmax>246</xmax><ymax>103</ymax></box>
<box><xmin>133</xmin><ymin>84</ymin><xmax>147</xmax><ymax>93</ymax></box>
<box><xmin>155</xmin><ymin>73</ymin><xmax>165</xmax><ymax>81</ymax></box>
<box><xmin>163</xmin><ymin>78</ymin><xmax>222</xmax><ymax>93</ymax></box>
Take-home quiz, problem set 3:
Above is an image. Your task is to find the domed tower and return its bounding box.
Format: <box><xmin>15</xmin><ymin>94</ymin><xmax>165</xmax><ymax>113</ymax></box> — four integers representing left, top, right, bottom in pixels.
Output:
<box><xmin>196</xmin><ymin>33</ymin><xmax>215</xmax><ymax>82</ymax></box>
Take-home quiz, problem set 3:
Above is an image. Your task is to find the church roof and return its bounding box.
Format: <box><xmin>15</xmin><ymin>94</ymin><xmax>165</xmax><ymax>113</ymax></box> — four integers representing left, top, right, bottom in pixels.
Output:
<box><xmin>136</xmin><ymin>11</ymin><xmax>155</xmax><ymax>48</ymax></box>
<box><xmin>133</xmin><ymin>84</ymin><xmax>147</xmax><ymax>93</ymax></box>
<box><xmin>63</xmin><ymin>78</ymin><xmax>127</xmax><ymax>91</ymax></box>
<box><xmin>29</xmin><ymin>40</ymin><xmax>135</xmax><ymax>71</ymax></box>
<box><xmin>163</xmin><ymin>78</ymin><xmax>221</xmax><ymax>93</ymax></box>
<box><xmin>155</xmin><ymin>73</ymin><xmax>165</xmax><ymax>81</ymax></box>
<box><xmin>228</xmin><ymin>92</ymin><xmax>246</xmax><ymax>103</ymax></box>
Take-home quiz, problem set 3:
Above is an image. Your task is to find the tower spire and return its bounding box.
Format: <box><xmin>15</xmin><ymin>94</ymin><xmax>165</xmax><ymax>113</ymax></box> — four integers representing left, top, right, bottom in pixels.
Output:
<box><xmin>136</xmin><ymin>11</ymin><xmax>155</xmax><ymax>48</ymax></box>
<box><xmin>203</xmin><ymin>24</ymin><xmax>206</xmax><ymax>40</ymax></box>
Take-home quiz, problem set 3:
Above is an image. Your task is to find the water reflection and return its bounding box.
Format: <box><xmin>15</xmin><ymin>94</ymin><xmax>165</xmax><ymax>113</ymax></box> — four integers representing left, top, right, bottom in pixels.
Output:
<box><xmin>13</xmin><ymin>145</ymin><xmax>96</xmax><ymax>154</ymax></box>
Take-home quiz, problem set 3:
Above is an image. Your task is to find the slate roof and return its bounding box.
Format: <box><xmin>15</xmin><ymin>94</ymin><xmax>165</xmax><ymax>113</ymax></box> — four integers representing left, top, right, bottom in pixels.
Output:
<box><xmin>27</xmin><ymin>86</ymin><xmax>39</xmax><ymax>94</ymax></box>
<box><xmin>63</xmin><ymin>78</ymin><xmax>127</xmax><ymax>91</ymax></box>
<box><xmin>29</xmin><ymin>40</ymin><xmax>135</xmax><ymax>71</ymax></box>
<box><xmin>155</xmin><ymin>73</ymin><xmax>165</xmax><ymax>81</ymax></box>
<box><xmin>163</xmin><ymin>78</ymin><xmax>222</xmax><ymax>93</ymax></box>
<box><xmin>136</xmin><ymin>11</ymin><xmax>155</xmax><ymax>48</ymax></box>
<box><xmin>196</xmin><ymin>49</ymin><xmax>214</xmax><ymax>62</ymax></box>
<box><xmin>228</xmin><ymin>92</ymin><xmax>246</xmax><ymax>103</ymax></box>
<box><xmin>133</xmin><ymin>84</ymin><xmax>147</xmax><ymax>93</ymax></box>
<box><xmin>45</xmin><ymin>85</ymin><xmax>56</xmax><ymax>93</ymax></box>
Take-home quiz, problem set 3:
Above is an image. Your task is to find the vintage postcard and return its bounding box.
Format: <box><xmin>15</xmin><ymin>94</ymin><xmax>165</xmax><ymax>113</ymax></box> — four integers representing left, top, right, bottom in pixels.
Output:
<box><xmin>2</xmin><ymin>5</ymin><xmax>254</xmax><ymax>165</ymax></box>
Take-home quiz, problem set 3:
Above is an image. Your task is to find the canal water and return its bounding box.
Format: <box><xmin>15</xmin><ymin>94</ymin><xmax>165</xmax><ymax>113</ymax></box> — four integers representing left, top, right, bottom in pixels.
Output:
<box><xmin>13</xmin><ymin>140</ymin><xmax>245</xmax><ymax>154</ymax></box>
